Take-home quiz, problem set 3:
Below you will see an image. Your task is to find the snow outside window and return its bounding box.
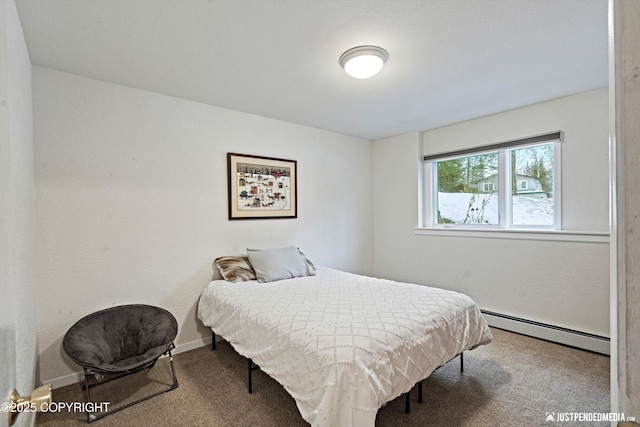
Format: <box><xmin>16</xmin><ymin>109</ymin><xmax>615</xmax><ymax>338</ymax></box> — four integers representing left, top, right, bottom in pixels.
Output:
<box><xmin>423</xmin><ymin>134</ymin><xmax>561</xmax><ymax>230</ymax></box>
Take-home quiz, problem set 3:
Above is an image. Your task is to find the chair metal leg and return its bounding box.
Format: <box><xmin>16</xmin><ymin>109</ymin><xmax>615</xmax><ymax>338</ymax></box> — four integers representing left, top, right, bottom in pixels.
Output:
<box><xmin>418</xmin><ymin>380</ymin><xmax>423</xmax><ymax>403</ymax></box>
<box><xmin>460</xmin><ymin>352</ymin><xmax>464</xmax><ymax>372</ymax></box>
<box><xmin>82</xmin><ymin>347</ymin><xmax>179</xmax><ymax>423</ymax></box>
<box><xmin>168</xmin><ymin>349</ymin><xmax>179</xmax><ymax>388</ymax></box>
<box><xmin>82</xmin><ymin>369</ymin><xmax>94</xmax><ymax>423</ymax></box>
<box><xmin>404</xmin><ymin>391</ymin><xmax>410</xmax><ymax>413</ymax></box>
<box><xmin>212</xmin><ymin>331</ymin><xmax>216</xmax><ymax>350</ymax></box>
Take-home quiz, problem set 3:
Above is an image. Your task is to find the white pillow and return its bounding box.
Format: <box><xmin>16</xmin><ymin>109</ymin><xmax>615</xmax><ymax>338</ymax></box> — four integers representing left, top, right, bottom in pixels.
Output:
<box><xmin>247</xmin><ymin>246</ymin><xmax>315</xmax><ymax>283</ymax></box>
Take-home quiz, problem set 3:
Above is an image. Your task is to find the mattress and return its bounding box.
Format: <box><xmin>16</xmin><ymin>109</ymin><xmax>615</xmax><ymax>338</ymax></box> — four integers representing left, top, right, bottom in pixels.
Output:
<box><xmin>197</xmin><ymin>267</ymin><xmax>492</xmax><ymax>426</ymax></box>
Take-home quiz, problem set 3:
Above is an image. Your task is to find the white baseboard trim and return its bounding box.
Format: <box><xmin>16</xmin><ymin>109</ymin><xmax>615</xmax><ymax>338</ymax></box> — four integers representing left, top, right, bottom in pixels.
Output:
<box><xmin>45</xmin><ymin>335</ymin><xmax>215</xmax><ymax>390</ymax></box>
<box><xmin>481</xmin><ymin>310</ymin><xmax>610</xmax><ymax>355</ymax></box>
<box><xmin>173</xmin><ymin>334</ymin><xmax>213</xmax><ymax>354</ymax></box>
<box><xmin>45</xmin><ymin>371</ymin><xmax>84</xmax><ymax>390</ymax></box>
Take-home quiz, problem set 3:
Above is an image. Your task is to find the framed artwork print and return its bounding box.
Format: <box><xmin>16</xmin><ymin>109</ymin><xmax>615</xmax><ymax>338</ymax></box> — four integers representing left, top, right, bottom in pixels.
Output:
<box><xmin>227</xmin><ymin>153</ymin><xmax>297</xmax><ymax>220</ymax></box>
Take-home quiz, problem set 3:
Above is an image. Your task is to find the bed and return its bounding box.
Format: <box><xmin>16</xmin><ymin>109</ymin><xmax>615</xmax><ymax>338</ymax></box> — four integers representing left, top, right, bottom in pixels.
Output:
<box><xmin>197</xmin><ymin>250</ymin><xmax>492</xmax><ymax>427</ymax></box>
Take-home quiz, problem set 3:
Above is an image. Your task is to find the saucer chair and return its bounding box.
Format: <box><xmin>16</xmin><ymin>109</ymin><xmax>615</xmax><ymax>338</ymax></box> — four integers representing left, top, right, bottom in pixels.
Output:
<box><xmin>63</xmin><ymin>304</ymin><xmax>179</xmax><ymax>422</ymax></box>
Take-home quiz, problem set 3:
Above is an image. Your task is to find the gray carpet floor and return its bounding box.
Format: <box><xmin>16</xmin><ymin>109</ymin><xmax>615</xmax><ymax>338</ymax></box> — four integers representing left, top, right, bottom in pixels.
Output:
<box><xmin>36</xmin><ymin>328</ymin><xmax>609</xmax><ymax>426</ymax></box>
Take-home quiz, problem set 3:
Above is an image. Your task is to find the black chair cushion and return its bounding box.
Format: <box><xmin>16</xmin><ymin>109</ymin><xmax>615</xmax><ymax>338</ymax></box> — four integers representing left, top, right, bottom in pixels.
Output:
<box><xmin>63</xmin><ymin>304</ymin><xmax>178</xmax><ymax>373</ymax></box>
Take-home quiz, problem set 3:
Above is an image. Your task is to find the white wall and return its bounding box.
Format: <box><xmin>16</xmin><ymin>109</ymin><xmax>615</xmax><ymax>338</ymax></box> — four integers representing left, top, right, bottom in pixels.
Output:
<box><xmin>0</xmin><ymin>0</ymin><xmax>37</xmax><ymax>425</ymax></box>
<box><xmin>373</xmin><ymin>89</ymin><xmax>610</xmax><ymax>337</ymax></box>
<box><xmin>33</xmin><ymin>66</ymin><xmax>373</xmax><ymax>385</ymax></box>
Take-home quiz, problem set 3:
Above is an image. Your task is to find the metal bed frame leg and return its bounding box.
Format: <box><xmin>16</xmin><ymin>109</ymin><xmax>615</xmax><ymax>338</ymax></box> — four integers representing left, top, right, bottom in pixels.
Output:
<box><xmin>212</xmin><ymin>330</ymin><xmax>261</xmax><ymax>395</ymax></box>
<box><xmin>409</xmin><ymin>351</ymin><xmax>462</xmax><ymax>413</ymax></box>
<box><xmin>247</xmin><ymin>358</ymin><xmax>260</xmax><ymax>394</ymax></box>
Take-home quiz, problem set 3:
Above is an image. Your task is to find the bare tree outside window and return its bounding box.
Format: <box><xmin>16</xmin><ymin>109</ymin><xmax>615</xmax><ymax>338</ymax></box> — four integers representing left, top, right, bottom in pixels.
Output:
<box><xmin>436</xmin><ymin>152</ymin><xmax>498</xmax><ymax>225</ymax></box>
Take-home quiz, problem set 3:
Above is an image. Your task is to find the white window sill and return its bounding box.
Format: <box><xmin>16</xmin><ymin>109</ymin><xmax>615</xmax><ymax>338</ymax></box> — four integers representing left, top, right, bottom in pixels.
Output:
<box><xmin>414</xmin><ymin>227</ymin><xmax>610</xmax><ymax>243</ymax></box>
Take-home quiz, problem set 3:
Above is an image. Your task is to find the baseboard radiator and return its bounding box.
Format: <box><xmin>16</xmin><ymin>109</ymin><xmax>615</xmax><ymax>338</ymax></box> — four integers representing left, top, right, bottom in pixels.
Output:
<box><xmin>481</xmin><ymin>310</ymin><xmax>610</xmax><ymax>355</ymax></box>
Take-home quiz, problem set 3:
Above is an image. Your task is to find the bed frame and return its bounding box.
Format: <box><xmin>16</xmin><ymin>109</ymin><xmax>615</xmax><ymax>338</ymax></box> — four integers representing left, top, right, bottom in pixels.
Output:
<box><xmin>211</xmin><ymin>330</ymin><xmax>463</xmax><ymax>414</ymax></box>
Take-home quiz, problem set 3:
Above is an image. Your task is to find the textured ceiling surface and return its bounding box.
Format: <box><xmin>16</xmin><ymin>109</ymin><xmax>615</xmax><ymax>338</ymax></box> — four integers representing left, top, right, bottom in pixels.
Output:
<box><xmin>16</xmin><ymin>0</ymin><xmax>608</xmax><ymax>140</ymax></box>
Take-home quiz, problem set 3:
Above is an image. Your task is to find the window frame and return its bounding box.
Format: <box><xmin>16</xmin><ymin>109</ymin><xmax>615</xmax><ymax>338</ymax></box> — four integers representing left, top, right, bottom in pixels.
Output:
<box><xmin>421</xmin><ymin>132</ymin><xmax>562</xmax><ymax>231</ymax></box>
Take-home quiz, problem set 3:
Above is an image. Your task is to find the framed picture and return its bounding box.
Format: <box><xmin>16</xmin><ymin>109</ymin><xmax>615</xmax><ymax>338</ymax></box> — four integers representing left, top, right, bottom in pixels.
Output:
<box><xmin>227</xmin><ymin>153</ymin><xmax>297</xmax><ymax>220</ymax></box>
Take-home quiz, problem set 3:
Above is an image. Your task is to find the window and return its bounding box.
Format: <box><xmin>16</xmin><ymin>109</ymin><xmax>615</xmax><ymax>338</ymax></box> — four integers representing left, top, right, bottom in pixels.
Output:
<box><xmin>423</xmin><ymin>132</ymin><xmax>561</xmax><ymax>229</ymax></box>
<box><xmin>483</xmin><ymin>182</ymin><xmax>495</xmax><ymax>192</ymax></box>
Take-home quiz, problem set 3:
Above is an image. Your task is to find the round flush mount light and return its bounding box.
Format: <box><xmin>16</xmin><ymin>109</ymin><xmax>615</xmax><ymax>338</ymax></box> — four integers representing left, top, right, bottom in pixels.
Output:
<box><xmin>339</xmin><ymin>45</ymin><xmax>389</xmax><ymax>79</ymax></box>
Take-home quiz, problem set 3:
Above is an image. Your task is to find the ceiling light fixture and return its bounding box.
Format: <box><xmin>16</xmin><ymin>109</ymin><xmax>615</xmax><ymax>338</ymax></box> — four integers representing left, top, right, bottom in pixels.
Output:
<box><xmin>339</xmin><ymin>45</ymin><xmax>389</xmax><ymax>79</ymax></box>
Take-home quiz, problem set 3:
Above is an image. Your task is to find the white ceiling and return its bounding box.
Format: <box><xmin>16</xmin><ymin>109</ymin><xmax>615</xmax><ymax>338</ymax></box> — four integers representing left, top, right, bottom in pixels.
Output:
<box><xmin>15</xmin><ymin>0</ymin><xmax>608</xmax><ymax>140</ymax></box>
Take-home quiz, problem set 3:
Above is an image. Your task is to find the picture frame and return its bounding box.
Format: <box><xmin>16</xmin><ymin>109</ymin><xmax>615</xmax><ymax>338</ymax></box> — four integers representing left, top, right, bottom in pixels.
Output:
<box><xmin>227</xmin><ymin>153</ymin><xmax>297</xmax><ymax>220</ymax></box>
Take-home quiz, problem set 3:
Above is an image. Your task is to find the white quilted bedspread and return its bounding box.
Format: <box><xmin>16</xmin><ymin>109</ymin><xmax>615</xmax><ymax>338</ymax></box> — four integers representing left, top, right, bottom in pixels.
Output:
<box><xmin>197</xmin><ymin>268</ymin><xmax>492</xmax><ymax>427</ymax></box>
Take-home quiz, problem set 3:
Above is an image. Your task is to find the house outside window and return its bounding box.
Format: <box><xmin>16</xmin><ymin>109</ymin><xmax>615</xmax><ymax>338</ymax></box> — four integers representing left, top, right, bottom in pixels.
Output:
<box><xmin>482</xmin><ymin>182</ymin><xmax>495</xmax><ymax>192</ymax></box>
<box><xmin>423</xmin><ymin>132</ymin><xmax>561</xmax><ymax>229</ymax></box>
